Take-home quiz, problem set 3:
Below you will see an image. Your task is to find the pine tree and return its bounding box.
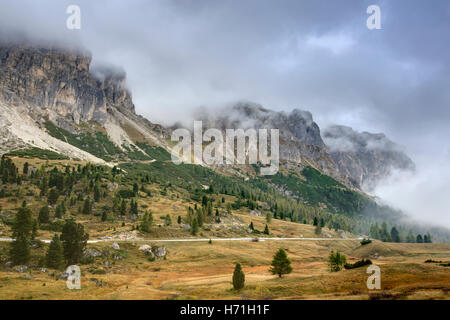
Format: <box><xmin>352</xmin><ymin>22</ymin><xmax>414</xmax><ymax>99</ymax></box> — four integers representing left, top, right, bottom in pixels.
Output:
<box><xmin>140</xmin><ymin>211</ymin><xmax>153</xmax><ymax>233</ymax></box>
<box><xmin>177</xmin><ymin>215</ymin><xmax>182</xmax><ymax>224</ymax></box>
<box><xmin>82</xmin><ymin>197</ymin><xmax>91</xmax><ymax>214</ymax></box>
<box><xmin>249</xmin><ymin>221</ymin><xmax>254</xmax><ymax>230</ymax></box>
<box><xmin>264</xmin><ymin>224</ymin><xmax>270</xmax><ymax>235</ymax></box>
<box><xmin>232</xmin><ymin>263</ymin><xmax>245</xmax><ymax>290</ymax></box>
<box><xmin>45</xmin><ymin>234</ymin><xmax>64</xmax><ymax>270</ymax></box>
<box><xmin>266</xmin><ymin>212</ymin><xmax>272</xmax><ymax>223</ymax></box>
<box><xmin>60</xmin><ymin>219</ymin><xmax>89</xmax><ymax>265</ymax></box>
<box><xmin>390</xmin><ymin>227</ymin><xmax>401</xmax><ymax>242</ymax></box>
<box><xmin>313</xmin><ymin>217</ymin><xmax>318</xmax><ymax>226</ymax></box>
<box><xmin>94</xmin><ymin>183</ymin><xmax>100</xmax><ymax>202</ymax></box>
<box><xmin>9</xmin><ymin>206</ymin><xmax>33</xmax><ymax>265</ymax></box>
<box><xmin>101</xmin><ymin>210</ymin><xmax>108</xmax><ymax>222</ymax></box>
<box><xmin>269</xmin><ymin>248</ymin><xmax>293</xmax><ymax>278</ymax></box>
<box><xmin>23</xmin><ymin>162</ymin><xmax>29</xmax><ymax>175</ymax></box>
<box><xmin>191</xmin><ymin>218</ymin><xmax>199</xmax><ymax>235</ymax></box>
<box><xmin>416</xmin><ymin>234</ymin><xmax>423</xmax><ymax>243</ymax></box>
<box><xmin>120</xmin><ymin>199</ymin><xmax>127</xmax><ymax>216</ymax></box>
<box><xmin>47</xmin><ymin>188</ymin><xmax>59</xmax><ymax>205</ymax></box>
<box><xmin>165</xmin><ymin>214</ymin><xmax>172</xmax><ymax>226</ymax></box>
<box><xmin>40</xmin><ymin>176</ymin><xmax>48</xmax><ymax>197</ymax></box>
<box><xmin>328</xmin><ymin>250</ymin><xmax>347</xmax><ymax>272</ymax></box>
<box><xmin>38</xmin><ymin>206</ymin><xmax>50</xmax><ymax>224</ymax></box>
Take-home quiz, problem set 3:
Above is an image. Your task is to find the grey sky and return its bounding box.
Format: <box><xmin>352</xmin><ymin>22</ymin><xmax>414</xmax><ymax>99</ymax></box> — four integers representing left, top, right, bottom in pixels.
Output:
<box><xmin>0</xmin><ymin>0</ymin><xmax>449</xmax><ymax>226</ymax></box>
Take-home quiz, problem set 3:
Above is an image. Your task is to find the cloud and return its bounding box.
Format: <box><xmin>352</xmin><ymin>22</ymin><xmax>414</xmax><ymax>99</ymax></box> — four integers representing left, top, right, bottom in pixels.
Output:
<box><xmin>0</xmin><ymin>0</ymin><xmax>449</xmax><ymax>226</ymax></box>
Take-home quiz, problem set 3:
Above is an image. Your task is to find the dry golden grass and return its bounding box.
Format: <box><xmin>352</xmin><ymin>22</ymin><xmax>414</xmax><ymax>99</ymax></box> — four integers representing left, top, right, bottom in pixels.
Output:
<box><xmin>1</xmin><ymin>239</ymin><xmax>449</xmax><ymax>300</ymax></box>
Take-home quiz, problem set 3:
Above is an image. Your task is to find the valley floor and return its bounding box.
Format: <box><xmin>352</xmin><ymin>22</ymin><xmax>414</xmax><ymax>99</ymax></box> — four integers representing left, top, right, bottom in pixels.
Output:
<box><xmin>1</xmin><ymin>239</ymin><xmax>449</xmax><ymax>300</ymax></box>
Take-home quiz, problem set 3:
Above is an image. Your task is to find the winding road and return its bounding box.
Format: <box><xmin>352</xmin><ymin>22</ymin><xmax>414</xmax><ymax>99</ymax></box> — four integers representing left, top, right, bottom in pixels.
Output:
<box><xmin>0</xmin><ymin>237</ymin><xmax>363</xmax><ymax>244</ymax></box>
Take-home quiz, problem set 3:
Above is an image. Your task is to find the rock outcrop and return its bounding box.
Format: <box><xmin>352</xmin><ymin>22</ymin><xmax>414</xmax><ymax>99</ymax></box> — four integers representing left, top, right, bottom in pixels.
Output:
<box><xmin>323</xmin><ymin>125</ymin><xmax>415</xmax><ymax>190</ymax></box>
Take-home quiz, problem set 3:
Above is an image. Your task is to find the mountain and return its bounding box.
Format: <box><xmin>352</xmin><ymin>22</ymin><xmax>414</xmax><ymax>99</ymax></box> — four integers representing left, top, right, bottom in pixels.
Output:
<box><xmin>0</xmin><ymin>45</ymin><xmax>169</xmax><ymax>163</ymax></box>
<box><xmin>197</xmin><ymin>102</ymin><xmax>414</xmax><ymax>190</ymax></box>
<box><xmin>0</xmin><ymin>44</ymin><xmax>413</xmax><ymax>187</ymax></box>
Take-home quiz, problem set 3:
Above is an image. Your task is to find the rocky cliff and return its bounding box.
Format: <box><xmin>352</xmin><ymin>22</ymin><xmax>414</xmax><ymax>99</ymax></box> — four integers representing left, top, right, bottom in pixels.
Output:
<box><xmin>0</xmin><ymin>45</ymin><xmax>168</xmax><ymax>161</ymax></box>
<box><xmin>323</xmin><ymin>125</ymin><xmax>415</xmax><ymax>190</ymax></box>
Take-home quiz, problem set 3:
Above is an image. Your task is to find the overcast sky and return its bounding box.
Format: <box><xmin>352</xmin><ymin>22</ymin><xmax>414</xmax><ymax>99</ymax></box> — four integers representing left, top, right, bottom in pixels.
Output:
<box><xmin>0</xmin><ymin>0</ymin><xmax>449</xmax><ymax>226</ymax></box>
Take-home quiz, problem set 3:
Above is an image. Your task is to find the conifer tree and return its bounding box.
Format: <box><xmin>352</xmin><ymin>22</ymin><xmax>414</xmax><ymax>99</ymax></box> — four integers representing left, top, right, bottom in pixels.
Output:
<box><xmin>46</xmin><ymin>234</ymin><xmax>64</xmax><ymax>270</ymax></box>
<box><xmin>60</xmin><ymin>219</ymin><xmax>88</xmax><ymax>265</ymax></box>
<box><xmin>191</xmin><ymin>218</ymin><xmax>199</xmax><ymax>235</ymax></box>
<box><xmin>38</xmin><ymin>206</ymin><xmax>50</xmax><ymax>224</ymax></box>
<box><xmin>94</xmin><ymin>183</ymin><xmax>100</xmax><ymax>202</ymax></box>
<box><xmin>266</xmin><ymin>212</ymin><xmax>272</xmax><ymax>223</ymax></box>
<box><xmin>264</xmin><ymin>224</ymin><xmax>270</xmax><ymax>235</ymax></box>
<box><xmin>416</xmin><ymin>234</ymin><xmax>423</xmax><ymax>243</ymax></box>
<box><xmin>48</xmin><ymin>188</ymin><xmax>59</xmax><ymax>205</ymax></box>
<box><xmin>140</xmin><ymin>211</ymin><xmax>153</xmax><ymax>233</ymax></box>
<box><xmin>82</xmin><ymin>197</ymin><xmax>91</xmax><ymax>214</ymax></box>
<box><xmin>9</xmin><ymin>206</ymin><xmax>33</xmax><ymax>265</ymax></box>
<box><xmin>269</xmin><ymin>248</ymin><xmax>293</xmax><ymax>278</ymax></box>
<box><xmin>232</xmin><ymin>263</ymin><xmax>245</xmax><ymax>290</ymax></box>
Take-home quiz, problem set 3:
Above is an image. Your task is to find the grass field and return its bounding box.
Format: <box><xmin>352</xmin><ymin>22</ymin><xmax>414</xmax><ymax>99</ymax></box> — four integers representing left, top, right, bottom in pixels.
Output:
<box><xmin>1</xmin><ymin>236</ymin><xmax>449</xmax><ymax>300</ymax></box>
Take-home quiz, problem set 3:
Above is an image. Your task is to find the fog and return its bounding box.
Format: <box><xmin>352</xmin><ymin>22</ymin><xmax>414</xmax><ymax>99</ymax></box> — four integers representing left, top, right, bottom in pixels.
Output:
<box><xmin>0</xmin><ymin>0</ymin><xmax>449</xmax><ymax>227</ymax></box>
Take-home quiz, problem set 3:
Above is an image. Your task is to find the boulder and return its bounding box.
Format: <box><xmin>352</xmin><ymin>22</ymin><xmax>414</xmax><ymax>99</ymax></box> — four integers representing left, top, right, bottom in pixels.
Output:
<box><xmin>59</xmin><ymin>272</ymin><xmax>69</xmax><ymax>279</ymax></box>
<box><xmin>111</xmin><ymin>242</ymin><xmax>120</xmax><ymax>250</ymax></box>
<box><xmin>84</xmin><ymin>248</ymin><xmax>102</xmax><ymax>258</ymax></box>
<box><xmin>152</xmin><ymin>246</ymin><xmax>166</xmax><ymax>258</ymax></box>
<box><xmin>13</xmin><ymin>265</ymin><xmax>28</xmax><ymax>273</ymax></box>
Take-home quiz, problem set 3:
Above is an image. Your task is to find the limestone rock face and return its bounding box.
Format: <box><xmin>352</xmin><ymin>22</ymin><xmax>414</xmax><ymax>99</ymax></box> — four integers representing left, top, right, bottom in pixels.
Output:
<box><xmin>323</xmin><ymin>125</ymin><xmax>415</xmax><ymax>190</ymax></box>
<box><xmin>0</xmin><ymin>45</ymin><xmax>134</xmax><ymax>125</ymax></box>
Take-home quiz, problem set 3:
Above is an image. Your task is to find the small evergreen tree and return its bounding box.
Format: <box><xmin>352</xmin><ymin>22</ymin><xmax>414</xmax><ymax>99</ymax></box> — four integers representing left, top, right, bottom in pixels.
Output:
<box><xmin>232</xmin><ymin>263</ymin><xmax>245</xmax><ymax>290</ymax></box>
<box><xmin>47</xmin><ymin>188</ymin><xmax>59</xmax><ymax>205</ymax></box>
<box><xmin>140</xmin><ymin>211</ymin><xmax>153</xmax><ymax>233</ymax></box>
<box><xmin>9</xmin><ymin>206</ymin><xmax>33</xmax><ymax>265</ymax></box>
<box><xmin>177</xmin><ymin>216</ymin><xmax>182</xmax><ymax>224</ymax></box>
<box><xmin>416</xmin><ymin>234</ymin><xmax>423</xmax><ymax>243</ymax></box>
<box><xmin>45</xmin><ymin>234</ymin><xmax>64</xmax><ymax>270</ymax></box>
<box><xmin>328</xmin><ymin>250</ymin><xmax>347</xmax><ymax>272</ymax></box>
<box><xmin>313</xmin><ymin>217</ymin><xmax>318</xmax><ymax>226</ymax></box>
<box><xmin>249</xmin><ymin>221</ymin><xmax>254</xmax><ymax>230</ymax></box>
<box><xmin>120</xmin><ymin>199</ymin><xmax>127</xmax><ymax>216</ymax></box>
<box><xmin>390</xmin><ymin>227</ymin><xmax>401</xmax><ymax>243</ymax></box>
<box><xmin>38</xmin><ymin>206</ymin><xmax>50</xmax><ymax>224</ymax></box>
<box><xmin>101</xmin><ymin>210</ymin><xmax>108</xmax><ymax>222</ymax></box>
<box><xmin>266</xmin><ymin>212</ymin><xmax>272</xmax><ymax>223</ymax></box>
<box><xmin>94</xmin><ymin>184</ymin><xmax>101</xmax><ymax>202</ymax></box>
<box><xmin>264</xmin><ymin>224</ymin><xmax>270</xmax><ymax>235</ymax></box>
<box><xmin>61</xmin><ymin>219</ymin><xmax>89</xmax><ymax>265</ymax></box>
<box><xmin>23</xmin><ymin>162</ymin><xmax>29</xmax><ymax>175</ymax></box>
<box><xmin>191</xmin><ymin>218</ymin><xmax>199</xmax><ymax>235</ymax></box>
<box><xmin>82</xmin><ymin>197</ymin><xmax>91</xmax><ymax>214</ymax></box>
<box><xmin>269</xmin><ymin>248</ymin><xmax>293</xmax><ymax>278</ymax></box>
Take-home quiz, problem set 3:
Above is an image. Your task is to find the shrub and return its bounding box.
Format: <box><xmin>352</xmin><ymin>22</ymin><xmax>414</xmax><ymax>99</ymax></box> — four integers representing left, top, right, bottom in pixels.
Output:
<box><xmin>344</xmin><ymin>258</ymin><xmax>372</xmax><ymax>269</ymax></box>
<box><xmin>328</xmin><ymin>250</ymin><xmax>347</xmax><ymax>272</ymax></box>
